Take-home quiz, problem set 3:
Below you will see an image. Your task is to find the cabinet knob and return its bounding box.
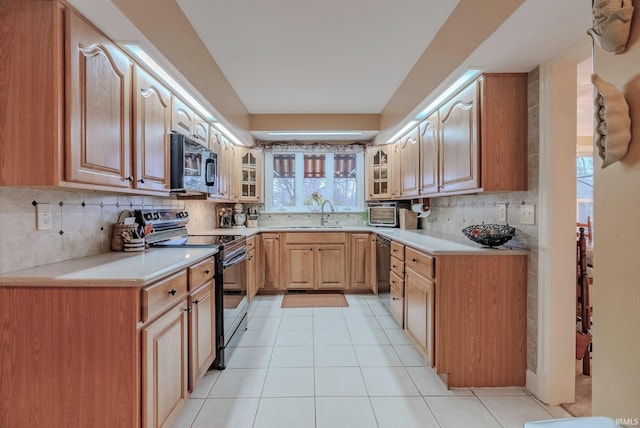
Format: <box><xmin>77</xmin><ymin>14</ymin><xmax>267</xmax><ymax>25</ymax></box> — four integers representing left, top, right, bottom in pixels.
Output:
<box><xmin>392</xmin><ymin>249</ymin><xmax>397</xmax><ymax>252</ymax></box>
<box><xmin>138</xmin><ymin>178</ymin><xmax>145</xmax><ymax>183</ymax></box>
<box><xmin>392</xmin><ymin>297</ymin><xmax>399</xmax><ymax>301</ymax></box>
<box><xmin>125</xmin><ymin>176</ymin><xmax>133</xmax><ymax>182</ymax></box>
<box><xmin>168</xmin><ymin>288</ymin><xmax>177</xmax><ymax>296</ymax></box>
<box><xmin>193</xmin><ymin>299</ymin><xmax>200</xmax><ymax>305</ymax></box>
<box><xmin>184</xmin><ymin>306</ymin><xmax>192</xmax><ymax>313</ymax></box>
<box><xmin>412</xmin><ymin>258</ymin><xmax>417</xmax><ymax>263</ymax></box>
<box><xmin>204</xmin><ymin>269</ymin><xmax>210</xmax><ymax>275</ymax></box>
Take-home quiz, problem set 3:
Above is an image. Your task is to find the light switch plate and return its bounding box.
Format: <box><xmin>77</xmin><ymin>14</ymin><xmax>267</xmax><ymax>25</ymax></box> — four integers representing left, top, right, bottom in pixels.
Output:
<box><xmin>496</xmin><ymin>204</ymin><xmax>507</xmax><ymax>222</ymax></box>
<box><xmin>520</xmin><ymin>204</ymin><xmax>536</xmax><ymax>225</ymax></box>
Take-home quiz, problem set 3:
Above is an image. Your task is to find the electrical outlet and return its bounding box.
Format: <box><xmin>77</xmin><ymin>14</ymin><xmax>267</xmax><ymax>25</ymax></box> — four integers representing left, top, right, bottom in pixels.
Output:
<box><xmin>36</xmin><ymin>203</ymin><xmax>52</xmax><ymax>231</ymax></box>
<box><xmin>496</xmin><ymin>203</ymin><xmax>507</xmax><ymax>222</ymax></box>
<box><xmin>520</xmin><ymin>204</ymin><xmax>536</xmax><ymax>225</ymax></box>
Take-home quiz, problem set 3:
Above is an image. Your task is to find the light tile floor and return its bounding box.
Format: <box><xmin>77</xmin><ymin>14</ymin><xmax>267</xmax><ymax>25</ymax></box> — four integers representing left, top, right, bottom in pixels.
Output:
<box><xmin>174</xmin><ymin>293</ymin><xmax>571</xmax><ymax>428</ymax></box>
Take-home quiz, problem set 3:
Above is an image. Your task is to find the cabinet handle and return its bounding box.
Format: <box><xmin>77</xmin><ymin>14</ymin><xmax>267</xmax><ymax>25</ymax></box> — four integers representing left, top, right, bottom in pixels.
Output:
<box><xmin>168</xmin><ymin>288</ymin><xmax>177</xmax><ymax>296</ymax></box>
<box><xmin>185</xmin><ymin>307</ymin><xmax>192</xmax><ymax>313</ymax></box>
<box><xmin>125</xmin><ymin>176</ymin><xmax>133</xmax><ymax>182</ymax></box>
<box><xmin>204</xmin><ymin>269</ymin><xmax>210</xmax><ymax>275</ymax></box>
<box><xmin>193</xmin><ymin>299</ymin><xmax>200</xmax><ymax>305</ymax></box>
<box><xmin>138</xmin><ymin>178</ymin><xmax>145</xmax><ymax>184</ymax></box>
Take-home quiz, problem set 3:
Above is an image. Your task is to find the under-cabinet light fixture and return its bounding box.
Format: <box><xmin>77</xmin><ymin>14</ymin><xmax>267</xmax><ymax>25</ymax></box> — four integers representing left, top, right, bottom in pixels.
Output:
<box><xmin>123</xmin><ymin>44</ymin><xmax>216</xmax><ymax>122</ymax></box>
<box><xmin>385</xmin><ymin>120</ymin><xmax>418</xmax><ymax>144</ymax></box>
<box><xmin>214</xmin><ymin>122</ymin><xmax>246</xmax><ymax>147</ymax></box>
<box><xmin>415</xmin><ymin>69</ymin><xmax>482</xmax><ymax>120</ymax></box>
<box><xmin>267</xmin><ymin>131</ymin><xmax>364</xmax><ymax>137</ymax></box>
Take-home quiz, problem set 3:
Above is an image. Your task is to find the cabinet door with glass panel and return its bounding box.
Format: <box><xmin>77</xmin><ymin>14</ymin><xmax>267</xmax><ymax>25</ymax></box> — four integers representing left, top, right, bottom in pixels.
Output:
<box><xmin>366</xmin><ymin>146</ymin><xmax>392</xmax><ymax>200</ymax></box>
<box><xmin>238</xmin><ymin>147</ymin><xmax>263</xmax><ymax>203</ymax></box>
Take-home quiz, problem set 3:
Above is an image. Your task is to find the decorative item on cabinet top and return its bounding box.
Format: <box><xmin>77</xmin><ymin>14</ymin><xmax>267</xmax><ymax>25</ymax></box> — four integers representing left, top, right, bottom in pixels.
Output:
<box><xmin>591</xmin><ymin>74</ymin><xmax>632</xmax><ymax>168</ymax></box>
<box><xmin>588</xmin><ymin>0</ymin><xmax>634</xmax><ymax>54</ymax></box>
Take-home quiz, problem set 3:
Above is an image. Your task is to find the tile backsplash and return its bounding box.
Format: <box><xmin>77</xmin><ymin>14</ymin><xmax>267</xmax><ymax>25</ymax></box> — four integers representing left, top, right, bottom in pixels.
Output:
<box><xmin>0</xmin><ymin>187</ymin><xmax>219</xmax><ymax>274</ymax></box>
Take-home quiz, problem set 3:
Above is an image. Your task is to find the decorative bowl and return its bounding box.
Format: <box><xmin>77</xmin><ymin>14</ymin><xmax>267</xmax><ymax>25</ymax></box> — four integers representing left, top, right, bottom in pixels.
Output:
<box><xmin>462</xmin><ymin>224</ymin><xmax>516</xmax><ymax>248</ymax></box>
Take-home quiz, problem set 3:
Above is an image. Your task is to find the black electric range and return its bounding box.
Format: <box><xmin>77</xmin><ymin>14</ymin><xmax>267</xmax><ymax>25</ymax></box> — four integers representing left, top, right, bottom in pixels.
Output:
<box><xmin>134</xmin><ymin>209</ymin><xmax>248</xmax><ymax>369</ymax></box>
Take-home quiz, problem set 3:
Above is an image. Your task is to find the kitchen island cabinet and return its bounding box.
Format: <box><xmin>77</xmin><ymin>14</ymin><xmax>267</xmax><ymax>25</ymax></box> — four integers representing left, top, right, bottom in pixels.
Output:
<box><xmin>0</xmin><ymin>248</ymin><xmax>218</xmax><ymax>428</ymax></box>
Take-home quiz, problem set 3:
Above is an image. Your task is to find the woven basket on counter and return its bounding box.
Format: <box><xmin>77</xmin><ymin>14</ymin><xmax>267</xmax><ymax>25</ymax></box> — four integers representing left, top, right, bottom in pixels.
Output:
<box><xmin>111</xmin><ymin>223</ymin><xmax>140</xmax><ymax>251</ymax></box>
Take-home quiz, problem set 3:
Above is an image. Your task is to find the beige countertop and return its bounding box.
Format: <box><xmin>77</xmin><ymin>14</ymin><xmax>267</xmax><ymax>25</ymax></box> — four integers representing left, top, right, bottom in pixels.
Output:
<box><xmin>0</xmin><ymin>247</ymin><xmax>218</xmax><ymax>288</ymax></box>
<box><xmin>193</xmin><ymin>225</ymin><xmax>529</xmax><ymax>256</ymax></box>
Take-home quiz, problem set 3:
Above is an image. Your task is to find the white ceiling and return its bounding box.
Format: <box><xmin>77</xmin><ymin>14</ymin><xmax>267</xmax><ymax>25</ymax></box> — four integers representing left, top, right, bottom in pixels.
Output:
<box><xmin>176</xmin><ymin>0</ymin><xmax>459</xmax><ymax>114</ymax></box>
<box><xmin>66</xmin><ymin>0</ymin><xmax>593</xmax><ymax>143</ymax></box>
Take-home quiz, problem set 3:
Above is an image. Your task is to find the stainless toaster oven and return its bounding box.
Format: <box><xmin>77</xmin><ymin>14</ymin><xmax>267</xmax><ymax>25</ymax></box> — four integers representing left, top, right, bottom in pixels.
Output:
<box><xmin>368</xmin><ymin>202</ymin><xmax>399</xmax><ymax>227</ymax></box>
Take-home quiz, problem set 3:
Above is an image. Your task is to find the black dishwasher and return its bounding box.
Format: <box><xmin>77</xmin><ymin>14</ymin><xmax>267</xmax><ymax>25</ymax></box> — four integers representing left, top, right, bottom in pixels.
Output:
<box><xmin>376</xmin><ymin>235</ymin><xmax>391</xmax><ymax>311</ymax></box>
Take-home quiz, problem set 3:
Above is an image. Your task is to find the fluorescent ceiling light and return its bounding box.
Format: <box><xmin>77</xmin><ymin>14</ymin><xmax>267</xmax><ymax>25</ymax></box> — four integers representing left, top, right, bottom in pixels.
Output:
<box><xmin>214</xmin><ymin>123</ymin><xmax>245</xmax><ymax>146</ymax></box>
<box><xmin>386</xmin><ymin>120</ymin><xmax>418</xmax><ymax>144</ymax></box>
<box><xmin>416</xmin><ymin>69</ymin><xmax>482</xmax><ymax>120</ymax></box>
<box><xmin>267</xmin><ymin>131</ymin><xmax>364</xmax><ymax>137</ymax></box>
<box><xmin>123</xmin><ymin>44</ymin><xmax>215</xmax><ymax>122</ymax></box>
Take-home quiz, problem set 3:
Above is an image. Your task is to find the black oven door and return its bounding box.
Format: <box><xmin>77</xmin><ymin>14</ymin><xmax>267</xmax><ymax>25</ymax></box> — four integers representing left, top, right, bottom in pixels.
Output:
<box><xmin>213</xmin><ymin>248</ymin><xmax>248</xmax><ymax>369</ymax></box>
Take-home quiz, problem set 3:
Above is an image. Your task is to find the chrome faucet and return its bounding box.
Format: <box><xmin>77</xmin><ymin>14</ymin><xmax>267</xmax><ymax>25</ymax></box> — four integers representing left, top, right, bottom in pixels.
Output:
<box><xmin>320</xmin><ymin>200</ymin><xmax>335</xmax><ymax>226</ymax></box>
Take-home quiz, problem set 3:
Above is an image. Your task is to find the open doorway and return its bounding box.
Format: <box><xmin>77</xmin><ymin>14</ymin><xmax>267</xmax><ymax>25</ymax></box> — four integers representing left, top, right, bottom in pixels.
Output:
<box><xmin>560</xmin><ymin>56</ymin><xmax>594</xmax><ymax>417</ymax></box>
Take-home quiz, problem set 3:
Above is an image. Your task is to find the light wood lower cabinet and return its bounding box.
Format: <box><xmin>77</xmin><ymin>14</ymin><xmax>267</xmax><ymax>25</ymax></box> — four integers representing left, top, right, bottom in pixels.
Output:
<box><xmin>404</xmin><ymin>267</ymin><xmax>435</xmax><ymax>367</ymax></box>
<box><xmin>0</xmin><ymin>255</ymin><xmax>218</xmax><ymax>428</ymax></box>
<box><xmin>142</xmin><ymin>301</ymin><xmax>189</xmax><ymax>428</ymax></box>
<box><xmin>188</xmin><ymin>283</ymin><xmax>215</xmax><ymax>392</ymax></box>
<box><xmin>282</xmin><ymin>233</ymin><xmax>347</xmax><ymax>290</ymax></box>
<box><xmin>284</xmin><ymin>245</ymin><xmax>315</xmax><ymax>289</ymax></box>
<box><xmin>260</xmin><ymin>233</ymin><xmax>281</xmax><ymax>290</ymax></box>
<box><xmin>349</xmin><ymin>233</ymin><xmax>373</xmax><ymax>291</ymax></box>
<box><xmin>316</xmin><ymin>245</ymin><xmax>346</xmax><ymax>289</ymax></box>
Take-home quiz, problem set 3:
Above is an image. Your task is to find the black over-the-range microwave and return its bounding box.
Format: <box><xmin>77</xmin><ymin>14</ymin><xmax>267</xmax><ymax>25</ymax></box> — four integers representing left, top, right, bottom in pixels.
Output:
<box><xmin>170</xmin><ymin>133</ymin><xmax>217</xmax><ymax>196</ymax></box>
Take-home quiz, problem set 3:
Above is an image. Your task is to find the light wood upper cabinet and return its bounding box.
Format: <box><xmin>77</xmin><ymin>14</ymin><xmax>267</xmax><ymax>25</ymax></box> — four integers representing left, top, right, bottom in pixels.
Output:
<box><xmin>133</xmin><ymin>66</ymin><xmax>171</xmax><ymax>192</ymax></box>
<box><xmin>390</xmin><ymin>142</ymin><xmax>402</xmax><ymax>199</ymax></box>
<box><xmin>419</xmin><ymin>113</ymin><xmax>439</xmax><ymax>195</ymax></box>
<box><xmin>192</xmin><ymin>113</ymin><xmax>209</xmax><ymax>145</ymax></box>
<box><xmin>66</xmin><ymin>11</ymin><xmax>133</xmax><ymax>188</ymax></box>
<box><xmin>238</xmin><ymin>148</ymin><xmax>264</xmax><ymax>203</ymax></box>
<box><xmin>439</xmin><ymin>80</ymin><xmax>479</xmax><ymax>193</ymax></box>
<box><xmin>399</xmin><ymin>126</ymin><xmax>421</xmax><ymax>197</ymax></box>
<box><xmin>171</xmin><ymin>97</ymin><xmax>195</xmax><ymax>137</ymax></box>
<box><xmin>423</xmin><ymin>73</ymin><xmax>528</xmax><ymax>196</ymax></box>
<box><xmin>365</xmin><ymin>146</ymin><xmax>392</xmax><ymax>200</ymax></box>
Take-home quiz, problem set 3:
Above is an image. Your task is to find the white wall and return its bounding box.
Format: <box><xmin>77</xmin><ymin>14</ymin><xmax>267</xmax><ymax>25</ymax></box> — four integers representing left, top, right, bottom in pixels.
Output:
<box><xmin>592</xmin><ymin>0</ymin><xmax>640</xmax><ymax>419</ymax></box>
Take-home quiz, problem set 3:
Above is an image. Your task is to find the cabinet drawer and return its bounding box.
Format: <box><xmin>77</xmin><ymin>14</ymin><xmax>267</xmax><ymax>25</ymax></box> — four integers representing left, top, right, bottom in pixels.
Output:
<box><xmin>390</xmin><ymin>271</ymin><xmax>404</xmax><ymax>297</ymax></box>
<box><xmin>405</xmin><ymin>247</ymin><xmax>435</xmax><ymax>279</ymax></box>
<box><xmin>390</xmin><ymin>256</ymin><xmax>404</xmax><ymax>279</ymax></box>
<box><xmin>390</xmin><ymin>294</ymin><xmax>404</xmax><ymax>328</ymax></box>
<box><xmin>142</xmin><ymin>270</ymin><xmax>188</xmax><ymax>322</ymax></box>
<box><xmin>390</xmin><ymin>241</ymin><xmax>405</xmax><ymax>261</ymax></box>
<box><xmin>246</xmin><ymin>235</ymin><xmax>256</xmax><ymax>251</ymax></box>
<box><xmin>188</xmin><ymin>257</ymin><xmax>215</xmax><ymax>290</ymax></box>
<box><xmin>285</xmin><ymin>232</ymin><xmax>346</xmax><ymax>244</ymax></box>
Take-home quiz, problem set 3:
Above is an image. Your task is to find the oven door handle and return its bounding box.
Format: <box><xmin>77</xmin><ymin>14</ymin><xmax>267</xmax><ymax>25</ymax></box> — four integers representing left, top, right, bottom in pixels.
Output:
<box><xmin>223</xmin><ymin>249</ymin><xmax>248</xmax><ymax>269</ymax></box>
